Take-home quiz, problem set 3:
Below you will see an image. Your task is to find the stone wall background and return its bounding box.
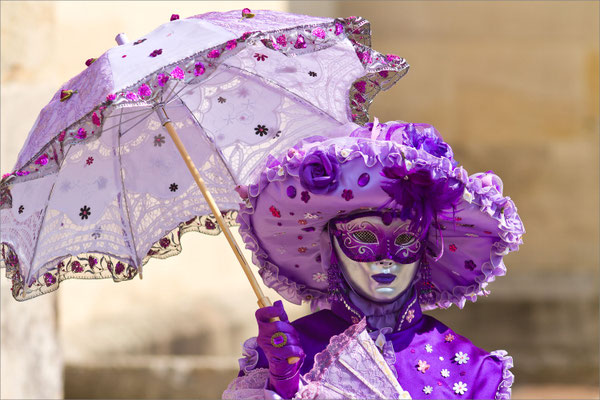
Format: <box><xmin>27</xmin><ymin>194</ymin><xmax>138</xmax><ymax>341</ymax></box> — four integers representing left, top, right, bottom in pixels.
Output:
<box><xmin>1</xmin><ymin>1</ymin><xmax>598</xmax><ymax>399</ymax></box>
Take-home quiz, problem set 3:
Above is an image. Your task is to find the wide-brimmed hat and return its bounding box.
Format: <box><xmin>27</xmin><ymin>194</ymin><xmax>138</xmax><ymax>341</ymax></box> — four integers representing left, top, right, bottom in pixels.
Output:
<box><xmin>237</xmin><ymin>121</ymin><xmax>524</xmax><ymax>310</ymax></box>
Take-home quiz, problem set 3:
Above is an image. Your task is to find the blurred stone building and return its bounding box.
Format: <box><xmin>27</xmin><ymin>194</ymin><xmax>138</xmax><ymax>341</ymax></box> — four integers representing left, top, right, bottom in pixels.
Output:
<box><xmin>1</xmin><ymin>1</ymin><xmax>598</xmax><ymax>399</ymax></box>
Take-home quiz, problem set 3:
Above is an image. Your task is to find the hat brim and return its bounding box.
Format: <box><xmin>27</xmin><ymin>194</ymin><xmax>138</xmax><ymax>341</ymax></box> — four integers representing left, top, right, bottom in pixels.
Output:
<box><xmin>238</xmin><ymin>133</ymin><xmax>524</xmax><ymax>310</ymax></box>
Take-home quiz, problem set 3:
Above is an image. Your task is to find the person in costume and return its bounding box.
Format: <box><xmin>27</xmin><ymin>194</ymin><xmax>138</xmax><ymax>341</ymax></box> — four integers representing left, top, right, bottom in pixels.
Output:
<box><xmin>223</xmin><ymin>121</ymin><xmax>524</xmax><ymax>399</ymax></box>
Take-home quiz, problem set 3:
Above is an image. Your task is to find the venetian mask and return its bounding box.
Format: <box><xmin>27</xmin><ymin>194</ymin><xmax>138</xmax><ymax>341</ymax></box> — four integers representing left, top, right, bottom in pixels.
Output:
<box><xmin>330</xmin><ymin>213</ymin><xmax>422</xmax><ymax>303</ymax></box>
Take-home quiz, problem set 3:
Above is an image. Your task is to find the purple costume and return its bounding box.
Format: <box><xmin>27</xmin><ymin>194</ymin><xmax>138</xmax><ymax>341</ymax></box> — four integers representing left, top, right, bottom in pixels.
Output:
<box><xmin>223</xmin><ymin>121</ymin><xmax>524</xmax><ymax>399</ymax></box>
<box><xmin>227</xmin><ymin>289</ymin><xmax>513</xmax><ymax>399</ymax></box>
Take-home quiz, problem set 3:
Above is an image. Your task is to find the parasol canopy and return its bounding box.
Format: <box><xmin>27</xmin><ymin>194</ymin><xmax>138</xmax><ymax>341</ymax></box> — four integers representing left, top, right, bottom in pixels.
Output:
<box><xmin>0</xmin><ymin>9</ymin><xmax>409</xmax><ymax>301</ymax></box>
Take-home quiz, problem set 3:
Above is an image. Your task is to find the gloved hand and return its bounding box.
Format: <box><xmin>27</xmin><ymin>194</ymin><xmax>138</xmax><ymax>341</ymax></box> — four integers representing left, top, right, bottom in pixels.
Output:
<box><xmin>256</xmin><ymin>300</ymin><xmax>306</xmax><ymax>399</ymax></box>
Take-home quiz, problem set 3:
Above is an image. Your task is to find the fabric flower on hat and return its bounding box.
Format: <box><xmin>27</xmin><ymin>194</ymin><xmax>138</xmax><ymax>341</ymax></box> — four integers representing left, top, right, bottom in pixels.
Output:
<box><xmin>404</xmin><ymin>123</ymin><xmax>453</xmax><ymax>160</ymax></box>
<box><xmin>299</xmin><ymin>149</ymin><xmax>340</xmax><ymax>194</ymax></box>
<box><xmin>380</xmin><ymin>163</ymin><xmax>464</xmax><ymax>238</ymax></box>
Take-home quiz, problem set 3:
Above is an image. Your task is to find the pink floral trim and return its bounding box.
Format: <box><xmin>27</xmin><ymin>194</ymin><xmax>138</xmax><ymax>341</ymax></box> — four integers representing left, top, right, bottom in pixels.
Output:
<box><xmin>3</xmin><ymin>16</ymin><xmax>405</xmax><ymax>193</ymax></box>
<box><xmin>238</xmin><ymin>337</ymin><xmax>260</xmax><ymax>374</ymax></box>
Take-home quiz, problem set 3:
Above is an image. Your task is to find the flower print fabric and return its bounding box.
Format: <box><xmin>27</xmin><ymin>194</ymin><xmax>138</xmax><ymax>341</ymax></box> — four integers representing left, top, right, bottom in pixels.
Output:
<box><xmin>228</xmin><ymin>290</ymin><xmax>514</xmax><ymax>399</ymax></box>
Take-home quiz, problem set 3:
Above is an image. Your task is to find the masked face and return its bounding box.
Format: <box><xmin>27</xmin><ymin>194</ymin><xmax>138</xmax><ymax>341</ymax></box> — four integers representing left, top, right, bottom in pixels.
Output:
<box><xmin>331</xmin><ymin>214</ymin><xmax>422</xmax><ymax>303</ymax></box>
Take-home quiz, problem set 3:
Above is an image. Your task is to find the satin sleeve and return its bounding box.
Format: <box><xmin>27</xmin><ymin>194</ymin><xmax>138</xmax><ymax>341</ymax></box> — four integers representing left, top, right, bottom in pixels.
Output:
<box><xmin>469</xmin><ymin>350</ymin><xmax>514</xmax><ymax>400</ymax></box>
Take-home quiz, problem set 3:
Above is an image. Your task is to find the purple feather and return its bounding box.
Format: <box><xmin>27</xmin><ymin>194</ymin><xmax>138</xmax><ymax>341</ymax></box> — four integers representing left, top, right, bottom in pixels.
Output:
<box><xmin>380</xmin><ymin>165</ymin><xmax>464</xmax><ymax>238</ymax></box>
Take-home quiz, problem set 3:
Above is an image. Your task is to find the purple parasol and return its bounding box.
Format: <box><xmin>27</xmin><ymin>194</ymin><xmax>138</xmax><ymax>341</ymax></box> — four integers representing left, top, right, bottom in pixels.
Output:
<box><xmin>0</xmin><ymin>9</ymin><xmax>408</xmax><ymax>302</ymax></box>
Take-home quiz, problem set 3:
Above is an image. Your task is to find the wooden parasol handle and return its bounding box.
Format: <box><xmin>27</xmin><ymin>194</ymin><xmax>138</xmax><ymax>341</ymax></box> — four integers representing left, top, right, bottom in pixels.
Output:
<box><xmin>158</xmin><ymin>107</ymin><xmax>300</xmax><ymax>364</ymax></box>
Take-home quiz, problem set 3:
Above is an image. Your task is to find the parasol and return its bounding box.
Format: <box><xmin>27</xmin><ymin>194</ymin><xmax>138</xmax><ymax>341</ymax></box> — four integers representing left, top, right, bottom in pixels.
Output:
<box><xmin>0</xmin><ymin>9</ymin><xmax>408</xmax><ymax>307</ymax></box>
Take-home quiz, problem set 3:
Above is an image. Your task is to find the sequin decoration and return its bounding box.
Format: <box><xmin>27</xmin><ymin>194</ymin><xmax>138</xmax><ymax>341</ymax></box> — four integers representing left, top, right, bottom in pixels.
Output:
<box><xmin>149</xmin><ymin>49</ymin><xmax>163</xmax><ymax>57</ymax></box>
<box><xmin>294</xmin><ymin>34</ymin><xmax>307</xmax><ymax>49</ymax></box>
<box><xmin>60</xmin><ymin>90</ymin><xmax>77</xmax><ymax>102</ymax></box>
<box><xmin>312</xmin><ymin>272</ymin><xmax>327</xmax><ymax>282</ymax></box>
<box><xmin>464</xmin><ymin>259</ymin><xmax>476</xmax><ymax>271</ymax></box>
<box><xmin>125</xmin><ymin>92</ymin><xmax>139</xmax><ymax>101</ymax></box>
<box><xmin>287</xmin><ymin>186</ymin><xmax>297</xmax><ymax>198</ymax></box>
<box><xmin>312</xmin><ymin>27</ymin><xmax>326</xmax><ymax>39</ymax></box>
<box><xmin>194</xmin><ymin>62</ymin><xmax>205</xmax><ymax>76</ymax></box>
<box><xmin>417</xmin><ymin>360</ymin><xmax>430</xmax><ymax>373</ymax></box>
<box><xmin>341</xmin><ymin>189</ymin><xmax>354</xmax><ymax>201</ymax></box>
<box><xmin>92</xmin><ymin>112</ymin><xmax>101</xmax><ymax>126</ymax></box>
<box><xmin>354</xmin><ymin>81</ymin><xmax>367</xmax><ymax>93</ymax></box>
<box><xmin>154</xmin><ymin>134</ymin><xmax>166</xmax><ymax>147</ymax></box>
<box><xmin>171</xmin><ymin>67</ymin><xmax>185</xmax><ymax>80</ymax></box>
<box><xmin>43</xmin><ymin>272</ymin><xmax>56</xmax><ymax>287</ymax></box>
<box><xmin>205</xmin><ymin>220</ymin><xmax>216</xmax><ymax>230</ymax></box>
<box><xmin>157</xmin><ymin>73</ymin><xmax>169</xmax><ymax>87</ymax></box>
<box><xmin>453</xmin><ymin>382</ymin><xmax>468</xmax><ymax>395</ymax></box>
<box><xmin>406</xmin><ymin>308</ymin><xmax>415</xmax><ymax>323</ymax></box>
<box><xmin>35</xmin><ymin>154</ymin><xmax>49</xmax><ymax>165</ymax></box>
<box><xmin>270</xmin><ymin>332</ymin><xmax>287</xmax><ymax>348</ymax></box>
<box><xmin>225</xmin><ymin>40</ymin><xmax>237</xmax><ymax>50</ymax></box>
<box><xmin>138</xmin><ymin>84</ymin><xmax>152</xmax><ymax>98</ymax></box>
<box><xmin>241</xmin><ymin>8</ymin><xmax>255</xmax><ymax>19</ymax></box>
<box><xmin>79</xmin><ymin>205</ymin><xmax>91</xmax><ymax>220</ymax></box>
<box><xmin>207</xmin><ymin>49</ymin><xmax>220</xmax><ymax>58</ymax></box>
<box><xmin>253</xmin><ymin>53</ymin><xmax>268</xmax><ymax>61</ymax></box>
<box><xmin>269</xmin><ymin>206</ymin><xmax>281</xmax><ymax>218</ymax></box>
<box><xmin>301</xmin><ymin>191</ymin><xmax>310</xmax><ymax>203</ymax></box>
<box><xmin>454</xmin><ymin>352</ymin><xmax>469</xmax><ymax>365</ymax></box>
<box><xmin>254</xmin><ymin>125</ymin><xmax>268</xmax><ymax>136</ymax></box>
<box><xmin>71</xmin><ymin>261</ymin><xmax>84</xmax><ymax>273</ymax></box>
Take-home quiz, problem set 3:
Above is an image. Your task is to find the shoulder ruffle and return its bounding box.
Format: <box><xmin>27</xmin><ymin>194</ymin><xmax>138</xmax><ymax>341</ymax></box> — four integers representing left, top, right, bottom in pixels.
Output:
<box><xmin>238</xmin><ymin>336</ymin><xmax>260</xmax><ymax>374</ymax></box>
<box><xmin>222</xmin><ymin>368</ymin><xmax>277</xmax><ymax>400</ymax></box>
<box><xmin>490</xmin><ymin>350</ymin><xmax>515</xmax><ymax>400</ymax></box>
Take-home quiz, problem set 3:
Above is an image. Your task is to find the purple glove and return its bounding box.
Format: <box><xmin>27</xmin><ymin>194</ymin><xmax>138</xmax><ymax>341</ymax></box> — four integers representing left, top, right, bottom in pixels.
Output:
<box><xmin>256</xmin><ymin>300</ymin><xmax>306</xmax><ymax>399</ymax></box>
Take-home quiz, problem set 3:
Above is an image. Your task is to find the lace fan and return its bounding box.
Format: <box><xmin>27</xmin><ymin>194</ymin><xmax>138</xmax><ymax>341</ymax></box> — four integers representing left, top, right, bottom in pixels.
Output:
<box><xmin>295</xmin><ymin>319</ymin><xmax>412</xmax><ymax>400</ymax></box>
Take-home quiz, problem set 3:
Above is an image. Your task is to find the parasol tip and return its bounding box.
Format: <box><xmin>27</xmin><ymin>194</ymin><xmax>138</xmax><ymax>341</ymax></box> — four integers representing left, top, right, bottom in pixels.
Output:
<box><xmin>115</xmin><ymin>33</ymin><xmax>129</xmax><ymax>45</ymax></box>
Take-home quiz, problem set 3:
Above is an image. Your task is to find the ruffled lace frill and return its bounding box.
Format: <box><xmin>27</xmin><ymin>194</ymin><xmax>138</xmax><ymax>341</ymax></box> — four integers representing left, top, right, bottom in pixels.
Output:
<box><xmin>1</xmin><ymin>212</ymin><xmax>238</xmax><ymax>301</ymax></box>
<box><xmin>490</xmin><ymin>350</ymin><xmax>514</xmax><ymax>400</ymax></box>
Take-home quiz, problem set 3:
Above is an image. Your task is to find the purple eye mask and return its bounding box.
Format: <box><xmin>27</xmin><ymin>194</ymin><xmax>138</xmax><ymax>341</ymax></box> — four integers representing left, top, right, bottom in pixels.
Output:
<box><xmin>330</xmin><ymin>216</ymin><xmax>423</xmax><ymax>264</ymax></box>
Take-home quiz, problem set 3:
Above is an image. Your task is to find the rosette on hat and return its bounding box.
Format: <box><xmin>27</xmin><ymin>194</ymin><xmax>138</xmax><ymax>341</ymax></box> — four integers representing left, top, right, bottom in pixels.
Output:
<box><xmin>238</xmin><ymin>121</ymin><xmax>524</xmax><ymax>310</ymax></box>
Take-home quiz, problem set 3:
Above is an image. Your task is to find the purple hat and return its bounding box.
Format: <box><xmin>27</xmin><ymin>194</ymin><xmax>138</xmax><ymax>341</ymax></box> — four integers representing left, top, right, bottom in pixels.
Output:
<box><xmin>238</xmin><ymin>121</ymin><xmax>524</xmax><ymax>311</ymax></box>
